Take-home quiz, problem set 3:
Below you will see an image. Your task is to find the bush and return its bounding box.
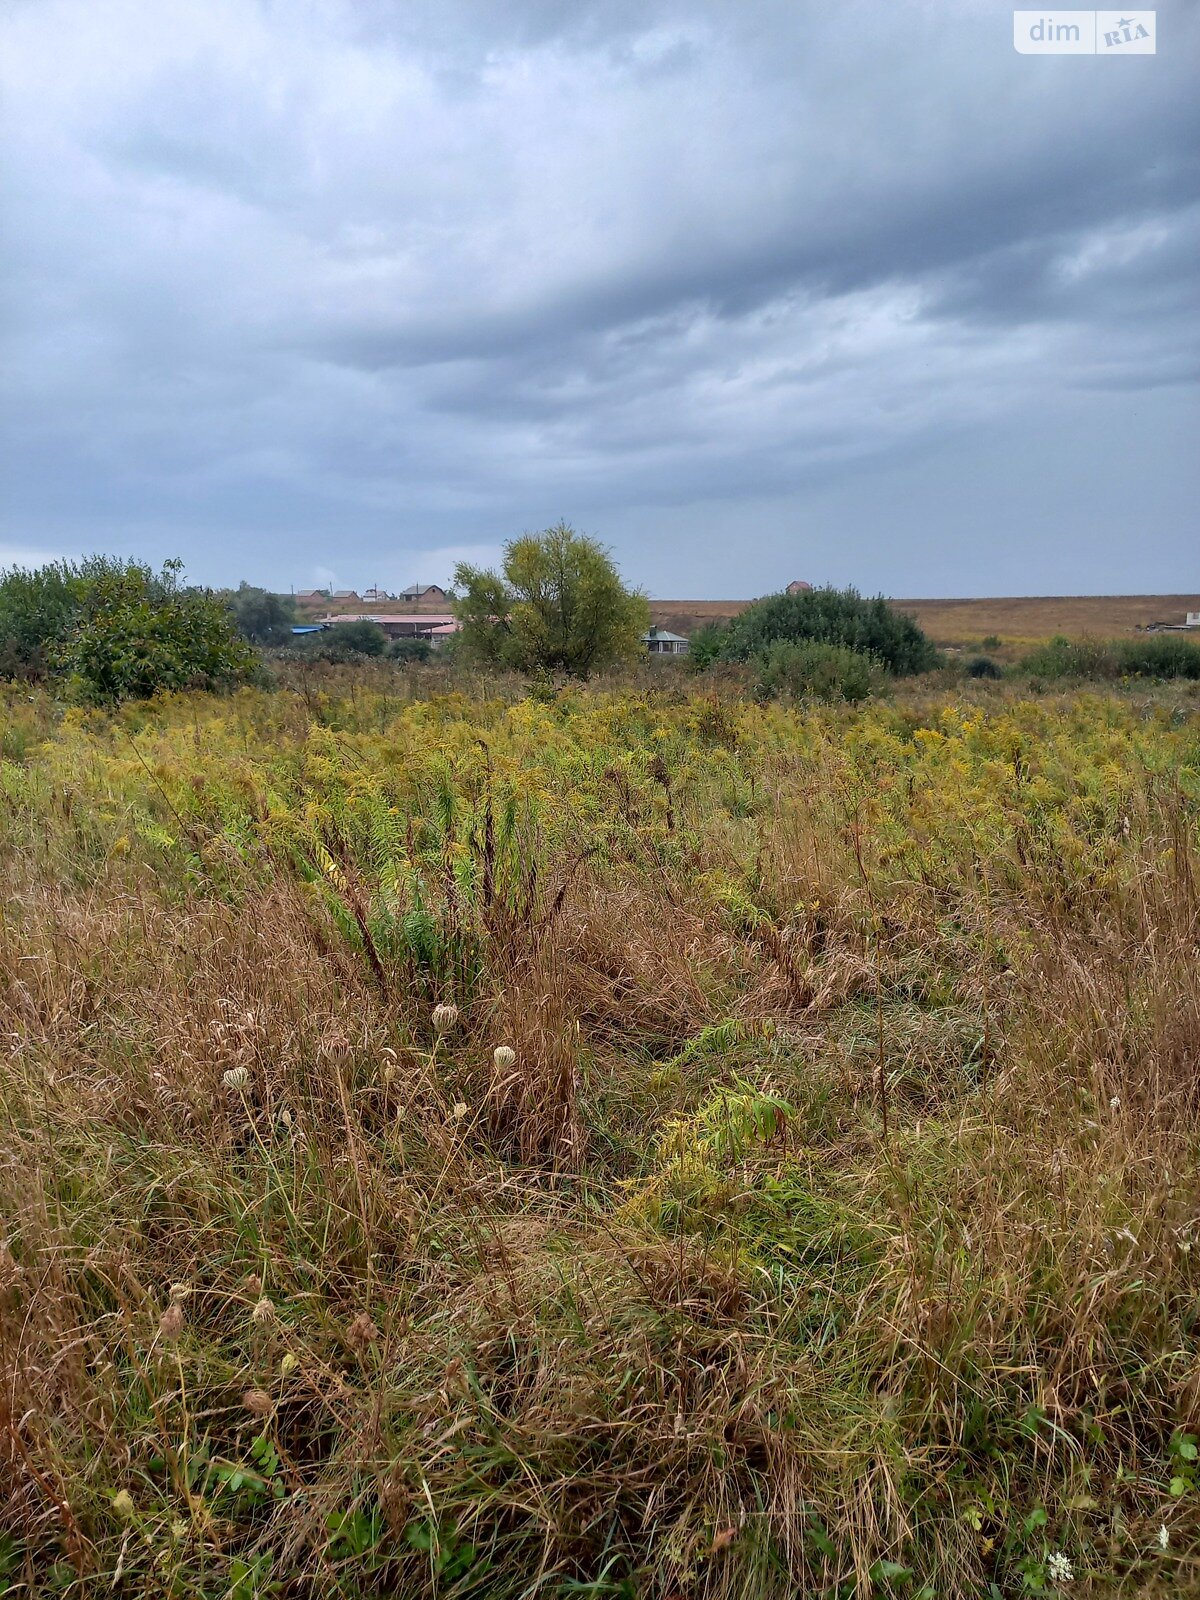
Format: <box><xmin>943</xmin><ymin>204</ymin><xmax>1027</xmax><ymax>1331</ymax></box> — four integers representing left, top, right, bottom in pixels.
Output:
<box><xmin>753</xmin><ymin>640</ymin><xmax>879</xmax><ymax>702</ymax></box>
<box><xmin>966</xmin><ymin>655</ymin><xmax>1003</xmax><ymax>679</ymax></box>
<box><xmin>717</xmin><ymin>586</ymin><xmax>940</xmax><ymax>676</ymax></box>
<box><xmin>1117</xmin><ymin>635</ymin><xmax>1200</xmax><ymax>679</ymax></box>
<box><xmin>0</xmin><ymin>561</ymin><xmax>85</xmax><ymax>679</ymax></box>
<box><xmin>1019</xmin><ymin>636</ymin><xmax>1115</xmax><ymax>680</ymax></box>
<box><xmin>290</xmin><ymin>620</ymin><xmax>388</xmax><ymax>661</ymax></box>
<box><xmin>1019</xmin><ymin>634</ymin><xmax>1200</xmax><ymax>682</ymax></box>
<box><xmin>389</xmin><ymin>637</ymin><xmax>432</xmax><ymax>664</ymax></box>
<box><xmin>55</xmin><ymin>560</ymin><xmax>255</xmax><ymax>704</ymax></box>
<box><xmin>684</xmin><ymin>621</ymin><xmax>729</xmax><ymax>670</ymax></box>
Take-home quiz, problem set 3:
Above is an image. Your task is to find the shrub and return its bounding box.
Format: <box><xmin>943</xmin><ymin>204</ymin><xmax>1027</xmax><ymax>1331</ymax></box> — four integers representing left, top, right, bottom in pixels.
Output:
<box><xmin>0</xmin><ymin>560</ymin><xmax>85</xmax><ymax>679</ymax></box>
<box><xmin>753</xmin><ymin>639</ymin><xmax>879</xmax><ymax>702</ymax></box>
<box><xmin>55</xmin><ymin>560</ymin><xmax>255</xmax><ymax>704</ymax></box>
<box><xmin>1020</xmin><ymin>634</ymin><xmax>1200</xmax><ymax>682</ymax></box>
<box><xmin>290</xmin><ymin>620</ymin><xmax>388</xmax><ymax>660</ymax></box>
<box><xmin>1019</xmin><ymin>636</ymin><xmax>1115</xmax><ymax>679</ymax></box>
<box><xmin>717</xmin><ymin>586</ymin><xmax>941</xmax><ymax>676</ymax></box>
<box><xmin>389</xmin><ymin>637</ymin><xmax>432</xmax><ymax>663</ymax></box>
<box><xmin>684</xmin><ymin>621</ymin><xmax>730</xmax><ymax>670</ymax></box>
<box><xmin>1117</xmin><ymin>635</ymin><xmax>1200</xmax><ymax>679</ymax></box>
<box><xmin>966</xmin><ymin>655</ymin><xmax>1003</xmax><ymax>679</ymax></box>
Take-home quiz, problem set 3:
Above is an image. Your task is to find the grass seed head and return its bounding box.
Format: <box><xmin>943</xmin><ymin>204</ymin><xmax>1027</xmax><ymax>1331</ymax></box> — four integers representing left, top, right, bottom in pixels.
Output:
<box><xmin>158</xmin><ymin>1301</ymin><xmax>185</xmax><ymax>1340</ymax></box>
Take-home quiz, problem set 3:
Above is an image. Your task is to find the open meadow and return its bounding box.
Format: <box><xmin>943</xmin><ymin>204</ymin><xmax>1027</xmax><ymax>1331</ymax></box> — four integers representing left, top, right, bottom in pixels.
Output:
<box><xmin>2</xmin><ymin>668</ymin><xmax>1199</xmax><ymax>1597</ymax></box>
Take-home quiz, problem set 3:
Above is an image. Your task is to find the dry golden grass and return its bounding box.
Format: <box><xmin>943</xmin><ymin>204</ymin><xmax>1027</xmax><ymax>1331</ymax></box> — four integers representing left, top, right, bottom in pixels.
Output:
<box><xmin>1</xmin><ymin>673</ymin><xmax>1199</xmax><ymax>1596</ymax></box>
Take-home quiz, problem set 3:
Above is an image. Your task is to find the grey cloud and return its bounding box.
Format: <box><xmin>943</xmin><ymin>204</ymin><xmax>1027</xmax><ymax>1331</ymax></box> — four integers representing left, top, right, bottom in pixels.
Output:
<box><xmin>0</xmin><ymin>0</ymin><xmax>1196</xmax><ymax>594</ymax></box>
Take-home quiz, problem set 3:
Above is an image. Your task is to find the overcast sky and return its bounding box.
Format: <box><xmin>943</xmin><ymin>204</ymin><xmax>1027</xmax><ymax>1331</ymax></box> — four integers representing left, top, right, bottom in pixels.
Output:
<box><xmin>1</xmin><ymin>0</ymin><xmax>1197</xmax><ymax>598</ymax></box>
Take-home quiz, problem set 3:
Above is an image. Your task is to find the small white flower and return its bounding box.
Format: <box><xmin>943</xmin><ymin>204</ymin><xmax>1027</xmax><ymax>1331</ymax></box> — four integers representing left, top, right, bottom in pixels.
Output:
<box><xmin>1159</xmin><ymin>1523</ymin><xmax>1169</xmax><ymax>1550</ymax></box>
<box><xmin>1047</xmin><ymin>1550</ymin><xmax>1074</xmax><ymax>1584</ymax></box>
<box><xmin>1109</xmin><ymin>1095</ymin><xmax>1120</xmax><ymax>1110</ymax></box>
<box><xmin>222</xmin><ymin>1066</ymin><xmax>250</xmax><ymax>1090</ymax></box>
<box><xmin>492</xmin><ymin>1045</ymin><xmax>517</xmax><ymax>1071</ymax></box>
<box><xmin>452</xmin><ymin>1101</ymin><xmax>468</xmax><ymax>1119</ymax></box>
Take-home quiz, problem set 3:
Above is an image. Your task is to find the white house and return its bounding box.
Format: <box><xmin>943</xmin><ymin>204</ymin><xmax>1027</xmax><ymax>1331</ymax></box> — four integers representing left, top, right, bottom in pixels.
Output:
<box><xmin>1187</xmin><ymin>612</ymin><xmax>1200</xmax><ymax>628</ymax></box>
<box><xmin>642</xmin><ymin>626</ymin><xmax>689</xmax><ymax>656</ymax></box>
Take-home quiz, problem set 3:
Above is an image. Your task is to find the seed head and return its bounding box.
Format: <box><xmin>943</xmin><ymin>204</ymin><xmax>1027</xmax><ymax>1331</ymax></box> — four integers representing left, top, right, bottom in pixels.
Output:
<box><xmin>492</xmin><ymin>1045</ymin><xmax>517</xmax><ymax>1071</ymax></box>
<box><xmin>346</xmin><ymin>1310</ymin><xmax>380</xmax><ymax>1350</ymax></box>
<box><xmin>158</xmin><ymin>1301</ymin><xmax>185</xmax><ymax>1340</ymax></box>
<box><xmin>452</xmin><ymin>1101</ymin><xmax>468</xmax><ymax>1119</ymax></box>
<box><xmin>111</xmin><ymin>1489</ymin><xmax>135</xmax><ymax>1520</ymax></box>
<box><xmin>431</xmin><ymin>1003</ymin><xmax>459</xmax><ymax>1034</ymax></box>
<box><xmin>280</xmin><ymin>1352</ymin><xmax>299</xmax><ymax>1378</ymax></box>
<box><xmin>168</xmin><ymin>1282</ymin><xmax>191</xmax><ymax>1302</ymax></box>
<box><xmin>251</xmin><ymin>1295</ymin><xmax>275</xmax><ymax>1326</ymax></box>
<box><xmin>242</xmin><ymin>1388</ymin><xmax>272</xmax><ymax>1416</ymax></box>
<box><xmin>222</xmin><ymin>1066</ymin><xmax>250</xmax><ymax>1091</ymax></box>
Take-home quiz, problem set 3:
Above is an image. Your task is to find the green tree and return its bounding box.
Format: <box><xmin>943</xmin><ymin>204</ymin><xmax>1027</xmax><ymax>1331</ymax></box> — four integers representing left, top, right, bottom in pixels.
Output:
<box><xmin>55</xmin><ymin>559</ymin><xmax>255</xmax><ymax>704</ymax></box>
<box><xmin>716</xmin><ymin>586</ymin><xmax>940</xmax><ymax>676</ymax></box>
<box><xmin>454</xmin><ymin>523</ymin><xmax>648</xmax><ymax>678</ymax></box>
<box><xmin>222</xmin><ymin>582</ymin><xmax>297</xmax><ymax>646</ymax></box>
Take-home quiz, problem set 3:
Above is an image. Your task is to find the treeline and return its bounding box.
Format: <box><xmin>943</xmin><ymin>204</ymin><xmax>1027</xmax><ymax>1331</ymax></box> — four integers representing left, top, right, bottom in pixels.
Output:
<box><xmin>4</xmin><ymin>543</ymin><xmax>1195</xmax><ymax>707</ymax></box>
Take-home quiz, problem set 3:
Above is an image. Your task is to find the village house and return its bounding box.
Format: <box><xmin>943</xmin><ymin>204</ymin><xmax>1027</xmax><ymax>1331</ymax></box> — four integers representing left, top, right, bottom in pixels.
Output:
<box><xmin>322</xmin><ymin>612</ymin><xmax>460</xmax><ymax>643</ymax></box>
<box><xmin>786</xmin><ymin>579</ymin><xmax>813</xmax><ymax>594</ymax></box>
<box><xmin>397</xmin><ymin>583</ymin><xmax>450</xmax><ymax>611</ymax></box>
<box><xmin>642</xmin><ymin>626</ymin><xmax>689</xmax><ymax>657</ymax></box>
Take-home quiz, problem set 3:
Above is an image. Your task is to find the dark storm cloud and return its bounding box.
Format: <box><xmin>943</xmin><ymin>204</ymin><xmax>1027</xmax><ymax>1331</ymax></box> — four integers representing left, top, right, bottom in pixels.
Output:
<box><xmin>0</xmin><ymin>0</ymin><xmax>1196</xmax><ymax>595</ymax></box>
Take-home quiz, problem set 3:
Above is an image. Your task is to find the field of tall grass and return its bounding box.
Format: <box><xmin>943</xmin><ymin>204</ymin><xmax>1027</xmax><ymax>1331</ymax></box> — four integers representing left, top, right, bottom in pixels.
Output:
<box><xmin>1</xmin><ymin>669</ymin><xmax>1199</xmax><ymax>1597</ymax></box>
